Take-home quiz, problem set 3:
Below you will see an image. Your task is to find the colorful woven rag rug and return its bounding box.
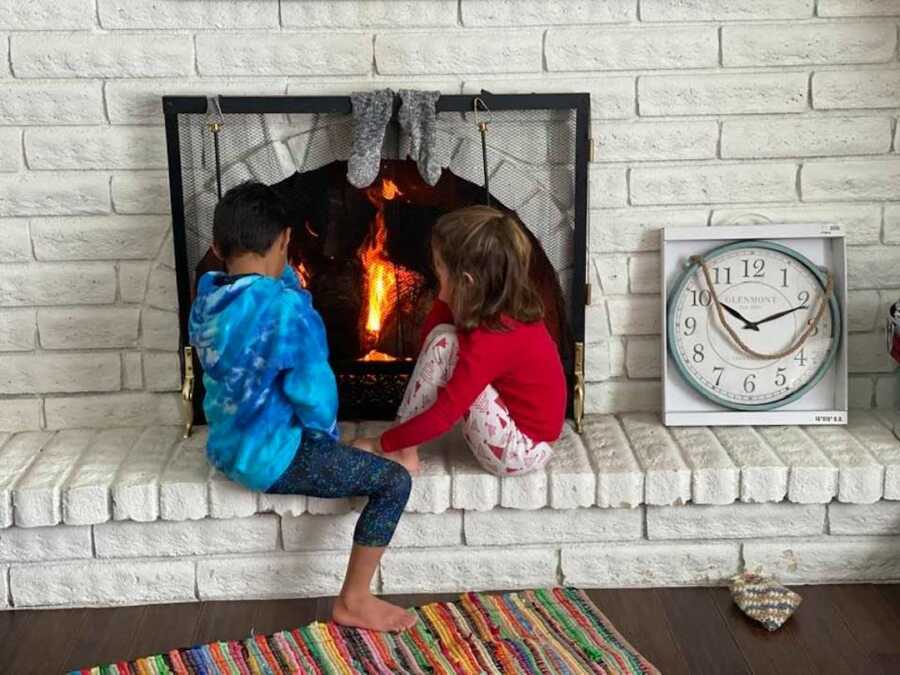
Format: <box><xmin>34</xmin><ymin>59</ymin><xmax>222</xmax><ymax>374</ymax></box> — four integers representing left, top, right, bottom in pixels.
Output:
<box><xmin>71</xmin><ymin>587</ymin><xmax>659</xmax><ymax>674</ymax></box>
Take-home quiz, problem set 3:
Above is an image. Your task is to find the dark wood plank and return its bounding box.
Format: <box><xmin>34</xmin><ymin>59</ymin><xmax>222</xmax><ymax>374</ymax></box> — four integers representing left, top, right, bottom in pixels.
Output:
<box><xmin>588</xmin><ymin>588</ymin><xmax>691</xmax><ymax>675</ymax></box>
<box><xmin>0</xmin><ymin>608</ymin><xmax>85</xmax><ymax>674</ymax></box>
<box><xmin>124</xmin><ymin>602</ymin><xmax>205</xmax><ymax>662</ymax></box>
<box><xmin>250</xmin><ymin>597</ymin><xmax>319</xmax><ymax>636</ymax></box>
<box><xmin>830</xmin><ymin>584</ymin><xmax>900</xmax><ymax>674</ymax></box>
<box><xmin>193</xmin><ymin>600</ymin><xmax>262</xmax><ymax>645</ymax></box>
<box><xmin>657</xmin><ymin>587</ymin><xmax>752</xmax><ymax>674</ymax></box>
<box><xmin>65</xmin><ymin>605</ymin><xmax>146</xmax><ymax>672</ymax></box>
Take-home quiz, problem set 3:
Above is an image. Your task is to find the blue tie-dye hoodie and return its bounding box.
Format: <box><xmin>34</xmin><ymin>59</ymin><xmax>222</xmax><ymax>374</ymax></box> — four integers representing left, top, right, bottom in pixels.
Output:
<box><xmin>189</xmin><ymin>265</ymin><xmax>338</xmax><ymax>491</ymax></box>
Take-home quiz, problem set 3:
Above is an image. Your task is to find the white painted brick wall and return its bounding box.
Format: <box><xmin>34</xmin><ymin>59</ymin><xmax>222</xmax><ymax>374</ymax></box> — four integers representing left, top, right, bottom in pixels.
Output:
<box><xmin>647</xmin><ymin>503</ymin><xmax>826</xmax><ymax>540</ymax></box>
<box><xmin>98</xmin><ymin>0</ymin><xmax>280</xmax><ymax>30</ymax></box>
<box><xmin>640</xmin><ymin>0</ymin><xmax>814</xmax><ymax>21</ymax></box>
<box><xmin>197</xmin><ymin>552</ymin><xmax>351</xmax><ymax>600</ymax></box>
<box><xmin>743</xmin><ymin>537</ymin><xmax>900</xmax><ymax>583</ymax></box>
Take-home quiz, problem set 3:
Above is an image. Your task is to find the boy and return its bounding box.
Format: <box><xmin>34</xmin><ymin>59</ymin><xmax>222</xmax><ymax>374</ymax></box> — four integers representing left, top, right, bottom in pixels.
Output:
<box><xmin>189</xmin><ymin>181</ymin><xmax>416</xmax><ymax>632</ymax></box>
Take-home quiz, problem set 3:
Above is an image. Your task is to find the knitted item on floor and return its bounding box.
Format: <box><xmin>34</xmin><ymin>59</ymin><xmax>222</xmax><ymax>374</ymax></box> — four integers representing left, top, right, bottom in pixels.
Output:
<box><xmin>347</xmin><ymin>88</ymin><xmax>394</xmax><ymax>188</ymax></box>
<box><xmin>730</xmin><ymin>571</ymin><xmax>802</xmax><ymax>632</ymax></box>
<box><xmin>398</xmin><ymin>89</ymin><xmax>442</xmax><ymax>186</ymax></box>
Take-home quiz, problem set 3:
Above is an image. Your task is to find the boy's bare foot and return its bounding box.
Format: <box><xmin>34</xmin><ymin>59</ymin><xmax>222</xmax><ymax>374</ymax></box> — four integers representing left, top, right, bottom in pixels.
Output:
<box><xmin>333</xmin><ymin>593</ymin><xmax>417</xmax><ymax>632</ymax></box>
<box><xmin>393</xmin><ymin>446</ymin><xmax>420</xmax><ymax>475</ymax></box>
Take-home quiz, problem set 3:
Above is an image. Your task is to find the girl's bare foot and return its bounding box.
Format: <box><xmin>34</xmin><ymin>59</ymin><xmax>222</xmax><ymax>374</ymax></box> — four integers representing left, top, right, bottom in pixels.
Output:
<box><xmin>333</xmin><ymin>593</ymin><xmax>417</xmax><ymax>632</ymax></box>
<box><xmin>393</xmin><ymin>446</ymin><xmax>420</xmax><ymax>475</ymax></box>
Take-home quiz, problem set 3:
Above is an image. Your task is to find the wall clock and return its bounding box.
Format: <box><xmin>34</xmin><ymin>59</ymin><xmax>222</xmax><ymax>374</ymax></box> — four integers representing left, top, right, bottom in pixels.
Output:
<box><xmin>662</xmin><ymin>224</ymin><xmax>848</xmax><ymax>426</ymax></box>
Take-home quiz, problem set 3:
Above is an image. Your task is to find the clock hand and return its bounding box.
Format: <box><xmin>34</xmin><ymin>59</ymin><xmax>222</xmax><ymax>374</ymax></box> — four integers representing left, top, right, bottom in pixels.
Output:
<box><xmin>719</xmin><ymin>303</ymin><xmax>760</xmax><ymax>332</ymax></box>
<box><xmin>752</xmin><ymin>304</ymin><xmax>809</xmax><ymax>328</ymax></box>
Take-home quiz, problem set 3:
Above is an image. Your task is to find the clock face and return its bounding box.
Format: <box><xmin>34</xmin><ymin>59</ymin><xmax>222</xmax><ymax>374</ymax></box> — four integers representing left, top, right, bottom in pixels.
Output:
<box><xmin>668</xmin><ymin>241</ymin><xmax>840</xmax><ymax>410</ymax></box>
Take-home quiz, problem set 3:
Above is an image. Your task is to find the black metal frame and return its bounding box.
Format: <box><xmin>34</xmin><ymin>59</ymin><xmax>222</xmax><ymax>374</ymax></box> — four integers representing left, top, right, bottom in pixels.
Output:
<box><xmin>163</xmin><ymin>92</ymin><xmax>590</xmax><ymax>419</ymax></box>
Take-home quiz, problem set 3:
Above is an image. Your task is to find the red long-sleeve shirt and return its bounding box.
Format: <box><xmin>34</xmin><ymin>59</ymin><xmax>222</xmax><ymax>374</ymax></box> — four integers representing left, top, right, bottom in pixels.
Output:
<box><xmin>380</xmin><ymin>300</ymin><xmax>567</xmax><ymax>453</ymax></box>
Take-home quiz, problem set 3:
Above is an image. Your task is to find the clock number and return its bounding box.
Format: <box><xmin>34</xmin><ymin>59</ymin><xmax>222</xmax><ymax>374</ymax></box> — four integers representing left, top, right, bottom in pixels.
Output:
<box><xmin>743</xmin><ymin>374</ymin><xmax>756</xmax><ymax>394</ymax></box>
<box><xmin>683</xmin><ymin>317</ymin><xmax>697</xmax><ymax>336</ymax></box>
<box><xmin>797</xmin><ymin>290</ymin><xmax>810</xmax><ymax>307</ymax></box>
<box><xmin>742</xmin><ymin>258</ymin><xmax>765</xmax><ymax>279</ymax></box>
<box><xmin>794</xmin><ymin>349</ymin><xmax>807</xmax><ymax>367</ymax></box>
<box><xmin>689</xmin><ymin>289</ymin><xmax>712</xmax><ymax>307</ymax></box>
<box><xmin>713</xmin><ymin>366</ymin><xmax>724</xmax><ymax>386</ymax></box>
<box><xmin>780</xmin><ymin>268</ymin><xmax>789</xmax><ymax>288</ymax></box>
<box><xmin>692</xmin><ymin>344</ymin><xmax>705</xmax><ymax>363</ymax></box>
<box><xmin>713</xmin><ymin>266</ymin><xmax>732</xmax><ymax>285</ymax></box>
<box><xmin>775</xmin><ymin>367</ymin><xmax>787</xmax><ymax>387</ymax></box>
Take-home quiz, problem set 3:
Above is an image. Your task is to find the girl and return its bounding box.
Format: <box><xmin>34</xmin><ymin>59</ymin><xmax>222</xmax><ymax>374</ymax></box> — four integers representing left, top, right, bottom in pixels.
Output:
<box><xmin>357</xmin><ymin>205</ymin><xmax>567</xmax><ymax>476</ymax></box>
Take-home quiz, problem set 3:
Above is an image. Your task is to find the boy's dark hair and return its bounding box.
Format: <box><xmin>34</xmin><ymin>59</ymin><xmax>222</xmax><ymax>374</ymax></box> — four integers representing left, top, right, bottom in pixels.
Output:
<box><xmin>212</xmin><ymin>181</ymin><xmax>291</xmax><ymax>260</ymax></box>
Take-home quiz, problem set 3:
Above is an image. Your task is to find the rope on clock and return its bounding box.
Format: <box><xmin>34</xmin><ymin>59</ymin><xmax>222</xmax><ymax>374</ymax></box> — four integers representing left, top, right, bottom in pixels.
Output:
<box><xmin>689</xmin><ymin>255</ymin><xmax>834</xmax><ymax>361</ymax></box>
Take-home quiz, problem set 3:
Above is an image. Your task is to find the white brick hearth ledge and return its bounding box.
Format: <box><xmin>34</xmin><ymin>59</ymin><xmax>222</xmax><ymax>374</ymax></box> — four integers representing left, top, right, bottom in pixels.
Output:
<box><xmin>2</xmin><ymin>413</ymin><xmax>899</xmax><ymax>608</ymax></box>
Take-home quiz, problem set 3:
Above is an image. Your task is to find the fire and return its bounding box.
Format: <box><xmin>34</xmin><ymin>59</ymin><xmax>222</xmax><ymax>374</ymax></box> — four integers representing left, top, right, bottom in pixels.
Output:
<box><xmin>359</xmin><ymin>178</ymin><xmax>403</xmax><ymax>361</ymax></box>
<box><xmin>293</xmin><ymin>261</ymin><xmax>309</xmax><ymax>288</ymax></box>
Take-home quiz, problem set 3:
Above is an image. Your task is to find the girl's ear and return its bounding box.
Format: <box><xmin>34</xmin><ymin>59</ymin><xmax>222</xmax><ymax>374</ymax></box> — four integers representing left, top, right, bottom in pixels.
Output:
<box><xmin>211</xmin><ymin>244</ymin><xmax>224</xmax><ymax>260</ymax></box>
<box><xmin>463</xmin><ymin>272</ymin><xmax>475</xmax><ymax>285</ymax></box>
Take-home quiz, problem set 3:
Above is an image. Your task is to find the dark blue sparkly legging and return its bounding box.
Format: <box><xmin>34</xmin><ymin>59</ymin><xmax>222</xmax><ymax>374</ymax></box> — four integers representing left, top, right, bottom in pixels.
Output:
<box><xmin>265</xmin><ymin>430</ymin><xmax>412</xmax><ymax>547</ymax></box>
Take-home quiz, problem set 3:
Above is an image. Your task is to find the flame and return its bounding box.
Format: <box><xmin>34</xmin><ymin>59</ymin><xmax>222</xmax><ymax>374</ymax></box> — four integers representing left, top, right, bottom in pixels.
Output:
<box><xmin>359</xmin><ymin>179</ymin><xmax>402</xmax><ymax>359</ymax></box>
<box><xmin>293</xmin><ymin>261</ymin><xmax>309</xmax><ymax>288</ymax></box>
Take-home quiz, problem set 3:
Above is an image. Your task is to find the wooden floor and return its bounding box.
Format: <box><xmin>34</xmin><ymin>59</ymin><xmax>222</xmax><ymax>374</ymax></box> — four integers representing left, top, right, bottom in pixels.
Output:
<box><xmin>1</xmin><ymin>585</ymin><xmax>898</xmax><ymax>674</ymax></box>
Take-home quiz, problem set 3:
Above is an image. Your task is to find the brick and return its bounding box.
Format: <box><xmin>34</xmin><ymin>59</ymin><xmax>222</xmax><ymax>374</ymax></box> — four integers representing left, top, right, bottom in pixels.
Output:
<box><xmin>38</xmin><ymin>307</ymin><xmax>139</xmax><ymax>350</ymax></box>
<box><xmin>406</xmin><ymin>429</ymin><xmax>452</xmax><ymax>514</ymax></box>
<box><xmin>0</xmin><ymin>129</ymin><xmax>20</xmax><ymax>171</ymax></box>
<box><xmin>586</xmin><ymin>338</ymin><xmax>626</xmax><ymax>381</ymax></box>
<box><xmin>640</xmin><ymin>73</ymin><xmax>808</xmax><ymax>116</ymax></box>
<box><xmin>711</xmin><ymin>427</ymin><xmax>788</xmax><ymax>503</ymax></box>
<box><xmin>0</xmin><ymin>353</ymin><xmax>119</xmax><ymax>395</ymax></box>
<box><xmin>847</xmin><ymin>246</ymin><xmax>900</xmax><ymax>290</ymax></box>
<box><xmin>450</xmin><ymin>430</ymin><xmax>500</xmax><ymax>511</ymax></box>
<box><xmin>0</xmin><ymin>309</ymin><xmax>35</xmax><ymax>351</ymax></box>
<box><xmin>582</xmin><ymin>415</ymin><xmax>644</xmax><ymax>508</ymax></box>
<box><xmin>283</xmin><ymin>510</ymin><xmax>462</xmax><ymax>551</ymax></box>
<box><xmin>464</xmin><ymin>0</ymin><xmax>632</xmax><ymax>24</ymax></box>
<box><xmin>209</xmin><ymin>470</ymin><xmax>258</xmax><ymax>520</ymax></box>
<box><xmin>12</xmin><ymin>33</ymin><xmax>193</xmax><ymax>78</ymax></box>
<box><xmin>756</xmin><ymin>427</ymin><xmax>837</xmax><ymax>503</ymax></box>
<box><xmin>587</xmin><ymin>381</ymin><xmax>661</xmax><ymax>414</ymax></box>
<box><xmin>142</xmin><ymin>308</ymin><xmax>179</xmax><ymax>351</ymax></box>
<box><xmin>64</xmin><ymin>428</ymin><xmax>141</xmax><ymax>525</ymax></box>
<box><xmin>500</xmin><ymin>465</ymin><xmax>548</xmax><ymax>510</ymax></box>
<box><xmin>849</xmin><ymin>332</ymin><xmax>894</xmax><ymax>373</ymax></box>
<box><xmin>111</xmin><ymin>172</ymin><xmax>170</xmax><ymax>214</ymax></box>
<box><xmin>376</xmin><ymin>30</ymin><xmax>542</xmax><ymax>75</ymax></box>
<box><xmin>198</xmin><ymin>552</ymin><xmax>351</xmax><ymax>600</ymax></box>
<box><xmin>122</xmin><ymin>351</ymin><xmax>145</xmax><ymax>387</ymax></box>
<box><xmin>849</xmin><ymin>376</ymin><xmax>875</xmax><ymax>407</ymax></box>
<box><xmin>0</xmin><ymin>263</ymin><xmax>115</xmax><ymax>307</ymax></box>
<box><xmin>590</xmin><ymin>208</ymin><xmax>708</xmax><ymax>252</ymax></box>
<box><xmin>547</xmin><ymin>425</ymin><xmax>596</xmax><ymax>509</ymax></box>
<box><xmin>106</xmin><ymin>78</ymin><xmax>286</xmax><ymax>125</ymax></box>
<box><xmin>45</xmin><ymin>392</ymin><xmax>181</xmax><ymax>429</ymax></box>
<box><xmin>0</xmin><ymin>400</ymin><xmax>41</xmax><ymax>434</ymax></box>
<box><xmin>845</xmin><ymin>411</ymin><xmax>900</xmax><ymax>500</ymax></box>
<box><xmin>258</xmin><ymin>493</ymin><xmax>306</xmax><ymax>517</ymax></box>
<box><xmin>119</xmin><ymin>261</ymin><xmax>150</xmax><ymax>303</ymax></box>
<box><xmin>0</xmin><ymin>0</ymin><xmax>94</xmax><ymax>28</ymax></box>
<box><xmin>589</xmin><ymin>167</ymin><xmax>628</xmax><ymax>208</ymax></box>
<box><xmin>146</xmin><ymin>266</ymin><xmax>177</xmax><ymax>311</ymax></box>
<box><xmin>818</xmin><ymin>0</ymin><xmax>900</xmax><ymax>16</ymax></box>
<box><xmin>0</xmin><ymin>173</ymin><xmax>109</xmax><ymax>217</ymax></box>
<box><xmin>628</xmin><ymin>254</ymin><xmax>660</xmax><ymax>295</ymax></box>
<box><xmin>743</xmin><ymin>536</ymin><xmax>900</xmax><ymax>582</ymax></box>
<box><xmin>30</xmin><ymin>215</ymin><xmax>167</xmax><ymax>261</ymax></box>
<box><xmin>648</xmin><ymin>502</ymin><xmax>825</xmax><ymax>540</ymax></box>
<box><xmin>803</xmin><ymin>159</ymin><xmax>900</xmax><ymax>201</ymax></box>
<box><xmin>711</xmin><ymin>204</ymin><xmax>882</xmax><ymax>246</ymax></box>
<box><xmin>0</xmin><ymin>524</ymin><xmax>91</xmax><ymax>562</ymax></box>
<box><xmin>112</xmin><ymin>426</ymin><xmax>181</xmax><ymax>521</ymax></box>
<box><xmin>829</xmin><ymin>501</ymin><xmax>900</xmax><ymax>535</ymax></box>
<box><xmin>632</xmin><ymin>163</ymin><xmax>798</xmax><ymax>206</ymax></box>
<box><xmin>160</xmin><ymin>429</ymin><xmax>210</xmax><ymax>521</ymax></box>
<box><xmin>641</xmin><ymin>0</ymin><xmax>814</xmax><ymax>21</ymax></box>
<box><xmin>723</xmin><ymin>22</ymin><xmax>895</xmax><ymax>67</ymax></box>
<box><xmin>886</xmin><ymin>205</ymin><xmax>900</xmax><ymax>244</ymax></box>
<box><xmin>198</xmin><ymin>32</ymin><xmax>369</xmax><ymax>76</ymax></box>
<box><xmin>874</xmin><ymin>376</ymin><xmax>895</xmax><ymax>410</ymax></box>
<box><xmin>548</xmin><ymin>26</ymin><xmax>717</xmax><ymax>71</ymax></box>
<box><xmin>285</xmin><ymin>0</ymin><xmax>455</xmax><ymax>27</ymax></box>
<box><xmin>624</xmin><ymin>337</ymin><xmax>660</xmax><ymax>380</ymax></box>
<box><xmin>11</xmin><ymin>558</ymin><xmax>195</xmax><ymax>607</ymax></box>
<box><xmin>13</xmin><ymin>430</ymin><xmax>93</xmax><ymax>527</ymax></box>
<box><xmin>466</xmin><ymin>506</ymin><xmax>641</xmax><ymax>546</ymax></box>
<box><xmin>608</xmin><ymin>296</ymin><xmax>660</xmax><ymax>335</ymax></box>
<box><xmin>586</xmin><ymin>303</ymin><xmax>610</xmax><ymax>341</ymax></box>
<box><xmin>464</xmin><ymin>76</ymin><xmax>634</xmax><ymax>120</ymax></box>
<box><xmin>595</xmin><ymin>120</ymin><xmax>717</xmax><ymax>163</ymax></box>
<box><xmin>669</xmin><ymin>427</ymin><xmax>739</xmax><ymax>505</ymax></box>
<box><xmin>813</xmin><ymin>69</ymin><xmax>900</xmax><ymax>109</ymax></box>
<box><xmin>0</xmin><ymin>81</ymin><xmax>103</xmax><ymax>126</ymax></box>
<box><xmin>593</xmin><ymin>254</ymin><xmax>628</xmax><ymax>295</ymax></box>
<box><xmin>26</xmin><ymin>126</ymin><xmax>167</xmax><ymax>171</ymax></box>
<box><xmin>382</xmin><ymin>546</ymin><xmax>557</xmax><ymax>594</ymax></box>
<box><xmin>722</xmin><ymin>116</ymin><xmax>890</xmax><ymax>160</ymax></box>
<box><xmin>563</xmin><ymin>541</ymin><xmax>740</xmax><ymax>587</ymax></box>
<box><xmin>0</xmin><ymin>432</ymin><xmax>53</xmax><ymax>527</ymax></box>
<box><xmin>143</xmin><ymin>352</ymin><xmax>180</xmax><ymax>392</ymax></box>
<box><xmin>99</xmin><ymin>0</ymin><xmax>278</xmax><ymax>28</ymax></box>
<box><xmin>0</xmin><ymin>219</ymin><xmax>31</xmax><ymax>263</ymax></box>
<box><xmin>621</xmin><ymin>414</ymin><xmax>691</xmax><ymax>506</ymax></box>
<box><xmin>0</xmin><ymin>567</ymin><xmax>6</xmax><ymax>608</ymax></box>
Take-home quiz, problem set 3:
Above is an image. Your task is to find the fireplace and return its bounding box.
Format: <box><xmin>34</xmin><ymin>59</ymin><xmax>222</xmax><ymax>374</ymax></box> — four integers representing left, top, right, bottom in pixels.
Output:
<box><xmin>163</xmin><ymin>93</ymin><xmax>589</xmax><ymax>427</ymax></box>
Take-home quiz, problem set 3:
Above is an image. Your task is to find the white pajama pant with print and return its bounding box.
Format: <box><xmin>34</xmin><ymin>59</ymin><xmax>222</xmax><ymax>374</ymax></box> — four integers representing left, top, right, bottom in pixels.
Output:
<box><xmin>395</xmin><ymin>324</ymin><xmax>553</xmax><ymax>477</ymax></box>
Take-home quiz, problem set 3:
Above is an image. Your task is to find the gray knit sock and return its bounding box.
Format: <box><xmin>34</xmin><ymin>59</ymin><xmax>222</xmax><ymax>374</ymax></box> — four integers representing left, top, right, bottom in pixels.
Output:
<box><xmin>398</xmin><ymin>89</ymin><xmax>441</xmax><ymax>186</ymax></box>
<box><xmin>347</xmin><ymin>89</ymin><xmax>394</xmax><ymax>188</ymax></box>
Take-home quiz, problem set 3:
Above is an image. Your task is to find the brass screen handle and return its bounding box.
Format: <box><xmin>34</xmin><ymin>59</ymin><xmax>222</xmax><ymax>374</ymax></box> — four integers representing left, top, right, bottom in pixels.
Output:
<box><xmin>181</xmin><ymin>345</ymin><xmax>195</xmax><ymax>439</ymax></box>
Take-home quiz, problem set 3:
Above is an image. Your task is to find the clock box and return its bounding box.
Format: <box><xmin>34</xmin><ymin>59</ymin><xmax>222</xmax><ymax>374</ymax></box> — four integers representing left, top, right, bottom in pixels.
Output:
<box><xmin>661</xmin><ymin>223</ymin><xmax>848</xmax><ymax>427</ymax></box>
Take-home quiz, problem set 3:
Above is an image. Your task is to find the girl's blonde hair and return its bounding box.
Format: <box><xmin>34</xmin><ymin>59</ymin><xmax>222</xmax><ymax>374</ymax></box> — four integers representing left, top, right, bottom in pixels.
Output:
<box><xmin>432</xmin><ymin>205</ymin><xmax>543</xmax><ymax>332</ymax></box>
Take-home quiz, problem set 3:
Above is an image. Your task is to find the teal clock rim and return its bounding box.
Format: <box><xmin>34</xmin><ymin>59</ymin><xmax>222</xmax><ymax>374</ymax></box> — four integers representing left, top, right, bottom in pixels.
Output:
<box><xmin>666</xmin><ymin>239</ymin><xmax>843</xmax><ymax>412</ymax></box>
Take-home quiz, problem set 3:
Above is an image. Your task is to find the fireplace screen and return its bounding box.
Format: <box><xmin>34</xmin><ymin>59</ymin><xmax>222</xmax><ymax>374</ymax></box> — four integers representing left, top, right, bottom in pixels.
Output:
<box><xmin>164</xmin><ymin>94</ymin><xmax>589</xmax><ymax>423</ymax></box>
